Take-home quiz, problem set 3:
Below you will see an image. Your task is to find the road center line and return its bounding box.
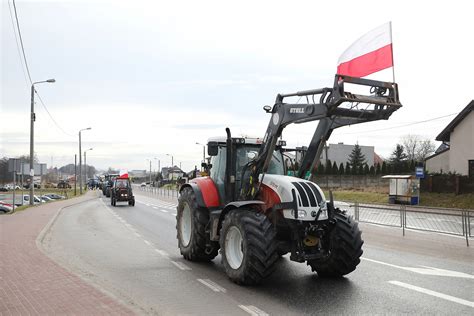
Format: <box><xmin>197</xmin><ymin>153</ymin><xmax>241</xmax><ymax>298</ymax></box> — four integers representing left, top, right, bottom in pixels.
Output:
<box><xmin>143</xmin><ymin>240</ymin><xmax>152</xmax><ymax>246</ymax></box>
<box><xmin>170</xmin><ymin>260</ymin><xmax>192</xmax><ymax>271</ymax></box>
<box><xmin>159</xmin><ymin>209</ymin><xmax>168</xmax><ymax>213</ymax></box>
<box><xmin>389</xmin><ymin>281</ymin><xmax>474</xmax><ymax>308</ymax></box>
<box><xmin>197</xmin><ymin>279</ymin><xmax>226</xmax><ymax>293</ymax></box>
<box><xmin>238</xmin><ymin>305</ymin><xmax>269</xmax><ymax>316</ymax></box>
<box><xmin>135</xmin><ymin>232</ymin><xmax>142</xmax><ymax>238</ymax></box>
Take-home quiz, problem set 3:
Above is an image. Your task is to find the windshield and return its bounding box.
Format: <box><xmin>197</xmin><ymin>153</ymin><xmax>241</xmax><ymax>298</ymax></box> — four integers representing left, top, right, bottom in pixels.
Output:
<box><xmin>115</xmin><ymin>179</ymin><xmax>129</xmax><ymax>188</ymax></box>
<box><xmin>236</xmin><ymin>145</ymin><xmax>285</xmax><ymax>177</ymax></box>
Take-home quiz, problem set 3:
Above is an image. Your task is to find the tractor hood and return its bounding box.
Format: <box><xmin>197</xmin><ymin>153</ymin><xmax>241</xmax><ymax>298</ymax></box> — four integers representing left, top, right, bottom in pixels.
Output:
<box><xmin>260</xmin><ymin>174</ymin><xmax>328</xmax><ymax>221</ymax></box>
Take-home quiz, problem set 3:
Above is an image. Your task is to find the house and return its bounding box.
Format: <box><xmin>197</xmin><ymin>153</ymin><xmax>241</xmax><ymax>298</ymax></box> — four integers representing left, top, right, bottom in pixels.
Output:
<box><xmin>320</xmin><ymin>142</ymin><xmax>375</xmax><ymax>166</ymax></box>
<box><xmin>161</xmin><ymin>166</ymin><xmax>185</xmax><ymax>181</ymax></box>
<box><xmin>425</xmin><ymin>100</ymin><xmax>474</xmax><ymax>176</ymax></box>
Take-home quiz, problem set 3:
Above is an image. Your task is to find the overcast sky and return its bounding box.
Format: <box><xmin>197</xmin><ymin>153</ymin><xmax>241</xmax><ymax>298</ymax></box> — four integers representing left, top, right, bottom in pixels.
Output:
<box><xmin>1</xmin><ymin>0</ymin><xmax>473</xmax><ymax>172</ymax></box>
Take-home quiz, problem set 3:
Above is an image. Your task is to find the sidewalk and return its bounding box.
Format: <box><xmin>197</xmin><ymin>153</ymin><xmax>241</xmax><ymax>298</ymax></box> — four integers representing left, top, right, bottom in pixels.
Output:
<box><xmin>0</xmin><ymin>192</ymin><xmax>133</xmax><ymax>315</ymax></box>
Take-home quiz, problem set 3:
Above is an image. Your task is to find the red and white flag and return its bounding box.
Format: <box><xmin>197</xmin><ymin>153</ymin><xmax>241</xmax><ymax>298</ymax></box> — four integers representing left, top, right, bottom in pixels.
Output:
<box><xmin>337</xmin><ymin>22</ymin><xmax>393</xmax><ymax>78</ymax></box>
<box><xmin>118</xmin><ymin>169</ymin><xmax>129</xmax><ymax>179</ymax></box>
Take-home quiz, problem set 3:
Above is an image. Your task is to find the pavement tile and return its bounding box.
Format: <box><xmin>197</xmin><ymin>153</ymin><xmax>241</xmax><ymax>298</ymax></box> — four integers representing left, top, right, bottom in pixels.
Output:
<box><xmin>0</xmin><ymin>192</ymin><xmax>134</xmax><ymax>315</ymax></box>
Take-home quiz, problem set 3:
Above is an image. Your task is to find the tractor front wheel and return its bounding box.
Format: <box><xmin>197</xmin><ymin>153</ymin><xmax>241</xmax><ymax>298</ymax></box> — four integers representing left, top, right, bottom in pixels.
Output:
<box><xmin>176</xmin><ymin>187</ymin><xmax>218</xmax><ymax>261</ymax></box>
<box><xmin>220</xmin><ymin>209</ymin><xmax>278</xmax><ymax>285</ymax></box>
<box><xmin>307</xmin><ymin>211</ymin><xmax>363</xmax><ymax>277</ymax></box>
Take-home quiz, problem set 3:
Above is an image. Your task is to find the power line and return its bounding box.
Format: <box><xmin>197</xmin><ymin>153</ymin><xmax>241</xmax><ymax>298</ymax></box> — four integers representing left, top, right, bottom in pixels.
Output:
<box><xmin>7</xmin><ymin>0</ymin><xmax>29</xmax><ymax>88</ymax></box>
<box><xmin>10</xmin><ymin>0</ymin><xmax>74</xmax><ymax>137</ymax></box>
<box><xmin>337</xmin><ymin>112</ymin><xmax>458</xmax><ymax>135</ymax></box>
<box><xmin>12</xmin><ymin>0</ymin><xmax>32</xmax><ymax>83</ymax></box>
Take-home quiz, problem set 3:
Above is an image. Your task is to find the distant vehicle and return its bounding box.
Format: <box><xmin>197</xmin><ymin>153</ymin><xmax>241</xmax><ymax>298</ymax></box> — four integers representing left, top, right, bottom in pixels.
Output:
<box><xmin>0</xmin><ymin>201</ymin><xmax>13</xmax><ymax>213</ymax></box>
<box><xmin>103</xmin><ymin>174</ymin><xmax>119</xmax><ymax>197</ymax></box>
<box><xmin>111</xmin><ymin>177</ymin><xmax>135</xmax><ymax>207</ymax></box>
<box><xmin>22</xmin><ymin>195</ymin><xmax>45</xmax><ymax>204</ymax></box>
<box><xmin>4</xmin><ymin>184</ymin><xmax>21</xmax><ymax>190</ymax></box>
<box><xmin>0</xmin><ymin>187</ymin><xmax>8</xmax><ymax>192</ymax></box>
<box><xmin>44</xmin><ymin>194</ymin><xmax>66</xmax><ymax>200</ymax></box>
<box><xmin>57</xmin><ymin>181</ymin><xmax>71</xmax><ymax>189</ymax></box>
<box><xmin>40</xmin><ymin>195</ymin><xmax>53</xmax><ymax>202</ymax></box>
<box><xmin>140</xmin><ymin>182</ymin><xmax>146</xmax><ymax>187</ymax></box>
<box><xmin>23</xmin><ymin>183</ymin><xmax>41</xmax><ymax>189</ymax></box>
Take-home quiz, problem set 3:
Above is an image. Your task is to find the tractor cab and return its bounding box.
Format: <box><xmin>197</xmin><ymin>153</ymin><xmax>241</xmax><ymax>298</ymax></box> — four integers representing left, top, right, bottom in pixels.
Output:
<box><xmin>206</xmin><ymin>137</ymin><xmax>286</xmax><ymax>205</ymax></box>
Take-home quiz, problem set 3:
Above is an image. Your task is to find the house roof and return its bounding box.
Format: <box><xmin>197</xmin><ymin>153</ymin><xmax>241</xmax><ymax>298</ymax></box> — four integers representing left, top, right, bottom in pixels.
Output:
<box><xmin>436</xmin><ymin>100</ymin><xmax>473</xmax><ymax>142</ymax></box>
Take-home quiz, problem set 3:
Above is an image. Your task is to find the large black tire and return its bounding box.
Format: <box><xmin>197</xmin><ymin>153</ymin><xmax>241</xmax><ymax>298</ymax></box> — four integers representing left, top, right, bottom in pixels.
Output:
<box><xmin>176</xmin><ymin>187</ymin><xmax>219</xmax><ymax>261</ymax></box>
<box><xmin>307</xmin><ymin>211</ymin><xmax>363</xmax><ymax>277</ymax></box>
<box><xmin>220</xmin><ymin>210</ymin><xmax>278</xmax><ymax>285</ymax></box>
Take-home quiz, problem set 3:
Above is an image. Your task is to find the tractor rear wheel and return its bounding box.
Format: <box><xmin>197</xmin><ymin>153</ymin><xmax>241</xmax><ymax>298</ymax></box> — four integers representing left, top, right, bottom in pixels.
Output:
<box><xmin>220</xmin><ymin>209</ymin><xmax>278</xmax><ymax>285</ymax></box>
<box><xmin>176</xmin><ymin>187</ymin><xmax>218</xmax><ymax>261</ymax></box>
<box><xmin>307</xmin><ymin>211</ymin><xmax>363</xmax><ymax>277</ymax></box>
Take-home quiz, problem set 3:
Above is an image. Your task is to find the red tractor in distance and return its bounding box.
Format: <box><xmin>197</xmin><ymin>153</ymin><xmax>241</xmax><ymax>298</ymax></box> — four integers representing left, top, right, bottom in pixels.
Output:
<box><xmin>177</xmin><ymin>75</ymin><xmax>401</xmax><ymax>285</ymax></box>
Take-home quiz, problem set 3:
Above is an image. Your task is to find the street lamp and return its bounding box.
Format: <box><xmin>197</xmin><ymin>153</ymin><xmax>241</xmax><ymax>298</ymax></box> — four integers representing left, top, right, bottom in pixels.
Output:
<box><xmin>166</xmin><ymin>154</ymin><xmax>174</xmax><ymax>167</ymax></box>
<box><xmin>29</xmin><ymin>79</ymin><xmax>55</xmax><ymax>205</ymax></box>
<box><xmin>146</xmin><ymin>159</ymin><xmax>152</xmax><ymax>184</ymax></box>
<box><xmin>196</xmin><ymin>142</ymin><xmax>206</xmax><ymax>171</ymax></box>
<box><xmin>78</xmin><ymin>127</ymin><xmax>91</xmax><ymax>194</ymax></box>
<box><xmin>84</xmin><ymin>148</ymin><xmax>93</xmax><ymax>189</ymax></box>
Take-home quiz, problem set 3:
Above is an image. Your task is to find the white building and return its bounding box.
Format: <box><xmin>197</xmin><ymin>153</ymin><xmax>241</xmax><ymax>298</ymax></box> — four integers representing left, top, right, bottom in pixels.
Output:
<box><xmin>320</xmin><ymin>142</ymin><xmax>375</xmax><ymax>166</ymax></box>
<box><xmin>425</xmin><ymin>100</ymin><xmax>474</xmax><ymax>176</ymax></box>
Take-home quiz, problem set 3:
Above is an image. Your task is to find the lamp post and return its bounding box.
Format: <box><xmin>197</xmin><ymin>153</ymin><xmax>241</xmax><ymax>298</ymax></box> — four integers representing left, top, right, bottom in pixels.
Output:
<box><xmin>166</xmin><ymin>154</ymin><xmax>174</xmax><ymax>167</ymax></box>
<box><xmin>154</xmin><ymin>157</ymin><xmax>160</xmax><ymax>180</ymax></box>
<box><xmin>146</xmin><ymin>159</ymin><xmax>152</xmax><ymax>184</ymax></box>
<box><xmin>84</xmin><ymin>148</ymin><xmax>93</xmax><ymax>190</ymax></box>
<box><xmin>196</xmin><ymin>142</ymin><xmax>206</xmax><ymax>171</ymax></box>
<box><xmin>78</xmin><ymin>127</ymin><xmax>91</xmax><ymax>194</ymax></box>
<box><xmin>29</xmin><ymin>79</ymin><xmax>55</xmax><ymax>205</ymax></box>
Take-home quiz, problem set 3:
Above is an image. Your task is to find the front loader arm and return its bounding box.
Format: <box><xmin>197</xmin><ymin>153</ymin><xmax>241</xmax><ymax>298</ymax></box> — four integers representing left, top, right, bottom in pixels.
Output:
<box><xmin>242</xmin><ymin>75</ymin><xmax>401</xmax><ymax>199</ymax></box>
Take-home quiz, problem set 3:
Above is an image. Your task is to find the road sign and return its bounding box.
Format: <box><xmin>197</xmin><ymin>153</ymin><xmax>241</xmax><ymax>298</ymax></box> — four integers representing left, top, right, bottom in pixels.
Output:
<box><xmin>415</xmin><ymin>167</ymin><xmax>424</xmax><ymax>179</ymax></box>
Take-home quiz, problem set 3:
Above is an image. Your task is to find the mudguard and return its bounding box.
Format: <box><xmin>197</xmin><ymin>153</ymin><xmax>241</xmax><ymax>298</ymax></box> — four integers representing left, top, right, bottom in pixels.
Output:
<box><xmin>180</xmin><ymin>177</ymin><xmax>220</xmax><ymax>208</ymax></box>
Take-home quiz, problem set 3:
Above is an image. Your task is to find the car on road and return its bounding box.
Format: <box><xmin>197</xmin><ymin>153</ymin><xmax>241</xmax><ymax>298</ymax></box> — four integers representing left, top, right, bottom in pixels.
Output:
<box><xmin>40</xmin><ymin>195</ymin><xmax>53</xmax><ymax>202</ymax></box>
<box><xmin>0</xmin><ymin>187</ymin><xmax>8</xmax><ymax>192</ymax></box>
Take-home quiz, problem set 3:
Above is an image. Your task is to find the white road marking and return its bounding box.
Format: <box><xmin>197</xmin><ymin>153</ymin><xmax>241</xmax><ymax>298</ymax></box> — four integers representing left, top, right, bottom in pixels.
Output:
<box><xmin>197</xmin><ymin>279</ymin><xmax>226</xmax><ymax>293</ymax></box>
<box><xmin>155</xmin><ymin>249</ymin><xmax>169</xmax><ymax>257</ymax></box>
<box><xmin>159</xmin><ymin>209</ymin><xmax>168</xmax><ymax>213</ymax></box>
<box><xmin>389</xmin><ymin>281</ymin><xmax>474</xmax><ymax>308</ymax></box>
<box><xmin>153</xmin><ymin>206</ymin><xmax>159</xmax><ymax>209</ymax></box>
<box><xmin>238</xmin><ymin>305</ymin><xmax>269</xmax><ymax>316</ymax></box>
<box><xmin>363</xmin><ymin>258</ymin><xmax>474</xmax><ymax>279</ymax></box>
<box><xmin>171</xmin><ymin>213</ymin><xmax>177</xmax><ymax>216</ymax></box>
<box><xmin>144</xmin><ymin>240</ymin><xmax>152</xmax><ymax>246</ymax></box>
<box><xmin>170</xmin><ymin>260</ymin><xmax>192</xmax><ymax>271</ymax></box>
<box><xmin>135</xmin><ymin>232</ymin><xmax>142</xmax><ymax>238</ymax></box>
<box><xmin>146</xmin><ymin>204</ymin><xmax>151</xmax><ymax>206</ymax></box>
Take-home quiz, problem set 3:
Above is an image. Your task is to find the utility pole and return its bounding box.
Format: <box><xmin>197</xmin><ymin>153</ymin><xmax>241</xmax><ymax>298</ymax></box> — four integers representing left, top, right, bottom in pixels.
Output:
<box><xmin>74</xmin><ymin>154</ymin><xmax>77</xmax><ymax>196</ymax></box>
<box><xmin>149</xmin><ymin>160</ymin><xmax>152</xmax><ymax>184</ymax></box>
<box><xmin>78</xmin><ymin>127</ymin><xmax>91</xmax><ymax>194</ymax></box>
<box><xmin>29</xmin><ymin>79</ymin><xmax>55</xmax><ymax>205</ymax></box>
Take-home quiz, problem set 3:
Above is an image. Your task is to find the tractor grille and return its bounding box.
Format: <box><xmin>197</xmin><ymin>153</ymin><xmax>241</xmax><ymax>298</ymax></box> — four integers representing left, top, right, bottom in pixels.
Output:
<box><xmin>291</xmin><ymin>182</ymin><xmax>322</xmax><ymax>207</ymax></box>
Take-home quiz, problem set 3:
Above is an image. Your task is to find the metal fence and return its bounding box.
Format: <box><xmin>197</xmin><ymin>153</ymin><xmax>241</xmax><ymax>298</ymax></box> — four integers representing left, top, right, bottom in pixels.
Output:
<box><xmin>135</xmin><ymin>185</ymin><xmax>180</xmax><ymax>198</ymax></box>
<box><xmin>336</xmin><ymin>201</ymin><xmax>473</xmax><ymax>246</ymax></box>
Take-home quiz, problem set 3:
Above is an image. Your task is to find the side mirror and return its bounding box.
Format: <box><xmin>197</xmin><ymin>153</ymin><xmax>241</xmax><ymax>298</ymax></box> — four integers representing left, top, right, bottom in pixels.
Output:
<box><xmin>208</xmin><ymin>141</ymin><xmax>218</xmax><ymax>156</ymax></box>
<box><xmin>263</xmin><ymin>105</ymin><xmax>272</xmax><ymax>113</ymax></box>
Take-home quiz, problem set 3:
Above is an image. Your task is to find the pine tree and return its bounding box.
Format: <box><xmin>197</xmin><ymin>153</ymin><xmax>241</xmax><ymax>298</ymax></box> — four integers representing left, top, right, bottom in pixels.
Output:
<box><xmin>381</xmin><ymin>161</ymin><xmax>387</xmax><ymax>174</ymax></box>
<box><xmin>375</xmin><ymin>163</ymin><xmax>381</xmax><ymax>175</ymax></box>
<box><xmin>348</xmin><ymin>143</ymin><xmax>366</xmax><ymax>173</ymax></box>
<box><xmin>363</xmin><ymin>163</ymin><xmax>370</xmax><ymax>175</ymax></box>
<box><xmin>370</xmin><ymin>165</ymin><xmax>375</xmax><ymax>175</ymax></box>
<box><xmin>325</xmin><ymin>159</ymin><xmax>332</xmax><ymax>175</ymax></box>
<box><xmin>332</xmin><ymin>161</ymin><xmax>339</xmax><ymax>174</ymax></box>
<box><xmin>390</xmin><ymin>144</ymin><xmax>408</xmax><ymax>173</ymax></box>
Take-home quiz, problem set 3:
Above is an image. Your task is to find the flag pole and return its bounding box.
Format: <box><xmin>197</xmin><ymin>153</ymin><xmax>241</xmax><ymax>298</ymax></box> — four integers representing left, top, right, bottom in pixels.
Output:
<box><xmin>390</xmin><ymin>21</ymin><xmax>396</xmax><ymax>83</ymax></box>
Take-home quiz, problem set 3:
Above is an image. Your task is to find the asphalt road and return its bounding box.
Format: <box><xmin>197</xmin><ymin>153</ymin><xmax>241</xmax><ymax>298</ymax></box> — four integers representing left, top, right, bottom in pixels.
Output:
<box><xmin>42</xmin><ymin>191</ymin><xmax>474</xmax><ymax>315</ymax></box>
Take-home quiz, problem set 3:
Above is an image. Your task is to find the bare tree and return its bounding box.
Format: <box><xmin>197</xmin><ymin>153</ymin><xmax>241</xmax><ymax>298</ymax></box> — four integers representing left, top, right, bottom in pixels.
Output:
<box><xmin>416</xmin><ymin>139</ymin><xmax>436</xmax><ymax>161</ymax></box>
<box><xmin>401</xmin><ymin>135</ymin><xmax>435</xmax><ymax>162</ymax></box>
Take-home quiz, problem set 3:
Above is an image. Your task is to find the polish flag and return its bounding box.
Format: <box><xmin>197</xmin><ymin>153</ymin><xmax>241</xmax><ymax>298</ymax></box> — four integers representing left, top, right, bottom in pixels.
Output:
<box><xmin>118</xmin><ymin>170</ymin><xmax>129</xmax><ymax>179</ymax></box>
<box><xmin>337</xmin><ymin>22</ymin><xmax>393</xmax><ymax>78</ymax></box>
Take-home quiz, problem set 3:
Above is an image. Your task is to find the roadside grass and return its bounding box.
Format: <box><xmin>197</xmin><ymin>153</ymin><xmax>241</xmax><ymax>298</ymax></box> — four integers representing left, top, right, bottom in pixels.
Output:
<box><xmin>325</xmin><ymin>189</ymin><xmax>474</xmax><ymax>209</ymax></box>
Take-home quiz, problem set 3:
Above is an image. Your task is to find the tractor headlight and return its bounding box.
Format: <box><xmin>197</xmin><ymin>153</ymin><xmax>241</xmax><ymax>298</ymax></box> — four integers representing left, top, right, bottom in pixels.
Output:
<box><xmin>291</xmin><ymin>210</ymin><xmax>307</xmax><ymax>218</ymax></box>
